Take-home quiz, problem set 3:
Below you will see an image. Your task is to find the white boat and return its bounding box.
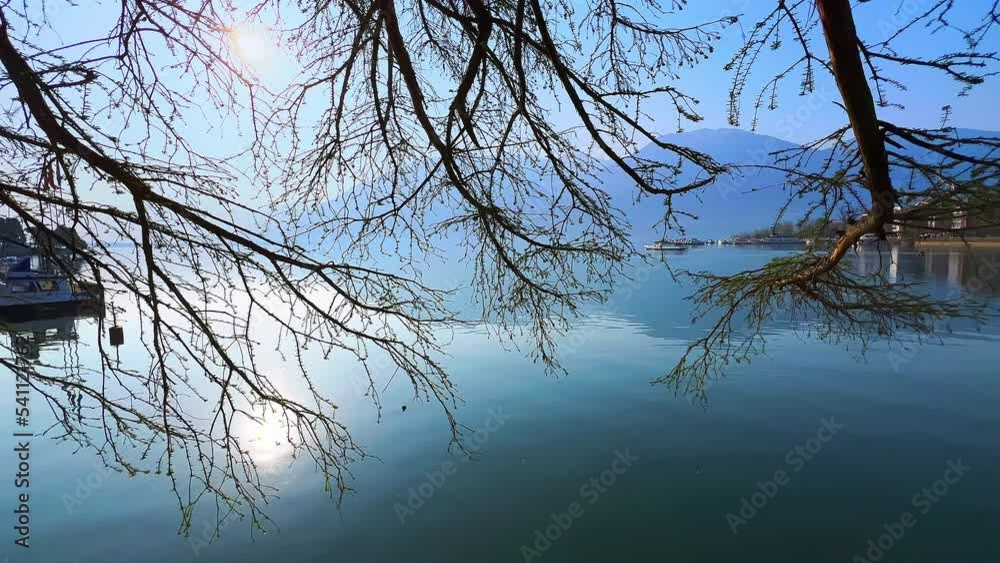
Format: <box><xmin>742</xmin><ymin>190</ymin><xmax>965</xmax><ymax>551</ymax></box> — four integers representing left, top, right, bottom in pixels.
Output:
<box><xmin>0</xmin><ymin>257</ymin><xmax>103</xmax><ymax>322</ymax></box>
<box><xmin>644</xmin><ymin>242</ymin><xmax>688</xmax><ymax>252</ymax></box>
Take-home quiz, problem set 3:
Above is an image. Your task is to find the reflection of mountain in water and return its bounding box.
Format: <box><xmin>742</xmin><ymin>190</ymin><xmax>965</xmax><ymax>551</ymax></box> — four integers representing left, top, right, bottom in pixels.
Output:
<box><xmin>568</xmin><ymin>247</ymin><xmax>1000</xmax><ymax>347</ymax></box>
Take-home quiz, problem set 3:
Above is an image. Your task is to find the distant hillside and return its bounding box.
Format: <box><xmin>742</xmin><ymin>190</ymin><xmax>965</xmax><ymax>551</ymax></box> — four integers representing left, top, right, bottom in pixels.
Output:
<box><xmin>598</xmin><ymin>128</ymin><xmax>812</xmax><ymax>240</ymax></box>
<box><xmin>600</xmin><ymin>127</ymin><xmax>999</xmax><ymax>240</ymax></box>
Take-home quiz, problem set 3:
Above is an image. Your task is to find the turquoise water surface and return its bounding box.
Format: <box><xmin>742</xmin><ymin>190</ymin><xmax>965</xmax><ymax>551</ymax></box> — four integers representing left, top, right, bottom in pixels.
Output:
<box><xmin>2</xmin><ymin>246</ymin><xmax>998</xmax><ymax>562</ymax></box>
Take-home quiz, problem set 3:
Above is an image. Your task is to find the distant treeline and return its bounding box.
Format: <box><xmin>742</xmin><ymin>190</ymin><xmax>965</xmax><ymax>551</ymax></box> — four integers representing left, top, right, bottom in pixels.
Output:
<box><xmin>734</xmin><ymin>218</ymin><xmax>846</xmax><ymax>240</ymax></box>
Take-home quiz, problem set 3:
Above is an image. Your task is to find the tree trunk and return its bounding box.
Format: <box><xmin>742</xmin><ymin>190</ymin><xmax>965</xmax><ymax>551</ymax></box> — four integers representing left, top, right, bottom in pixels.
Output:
<box><xmin>816</xmin><ymin>0</ymin><xmax>895</xmax><ymax>228</ymax></box>
<box><xmin>783</xmin><ymin>0</ymin><xmax>898</xmax><ymax>285</ymax></box>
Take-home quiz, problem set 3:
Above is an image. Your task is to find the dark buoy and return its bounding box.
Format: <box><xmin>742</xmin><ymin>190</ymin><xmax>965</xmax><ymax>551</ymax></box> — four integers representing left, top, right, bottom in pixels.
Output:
<box><xmin>109</xmin><ymin>325</ymin><xmax>124</xmax><ymax>347</ymax></box>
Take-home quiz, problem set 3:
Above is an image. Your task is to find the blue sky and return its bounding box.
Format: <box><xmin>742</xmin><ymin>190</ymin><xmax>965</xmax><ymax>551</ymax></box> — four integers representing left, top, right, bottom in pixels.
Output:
<box><xmin>658</xmin><ymin>0</ymin><xmax>1000</xmax><ymax>141</ymax></box>
<box><xmin>28</xmin><ymin>0</ymin><xmax>1000</xmax><ymax>156</ymax></box>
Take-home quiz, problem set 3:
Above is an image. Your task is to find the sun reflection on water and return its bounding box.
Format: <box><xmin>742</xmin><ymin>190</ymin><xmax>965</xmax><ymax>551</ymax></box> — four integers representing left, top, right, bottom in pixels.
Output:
<box><xmin>240</xmin><ymin>411</ymin><xmax>295</xmax><ymax>472</ymax></box>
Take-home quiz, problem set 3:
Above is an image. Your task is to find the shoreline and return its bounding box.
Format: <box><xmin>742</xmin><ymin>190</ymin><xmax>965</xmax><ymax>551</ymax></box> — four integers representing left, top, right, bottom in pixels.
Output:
<box><xmin>915</xmin><ymin>238</ymin><xmax>1000</xmax><ymax>250</ymax></box>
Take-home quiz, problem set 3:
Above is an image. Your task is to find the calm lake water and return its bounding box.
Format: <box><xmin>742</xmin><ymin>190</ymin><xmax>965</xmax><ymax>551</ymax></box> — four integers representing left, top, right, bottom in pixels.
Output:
<box><xmin>3</xmin><ymin>246</ymin><xmax>999</xmax><ymax>562</ymax></box>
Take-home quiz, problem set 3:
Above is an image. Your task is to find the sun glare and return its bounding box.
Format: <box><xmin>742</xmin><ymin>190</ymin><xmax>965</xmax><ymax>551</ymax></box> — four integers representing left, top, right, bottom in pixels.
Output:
<box><xmin>228</xmin><ymin>23</ymin><xmax>275</xmax><ymax>73</ymax></box>
<box><xmin>239</xmin><ymin>412</ymin><xmax>294</xmax><ymax>471</ymax></box>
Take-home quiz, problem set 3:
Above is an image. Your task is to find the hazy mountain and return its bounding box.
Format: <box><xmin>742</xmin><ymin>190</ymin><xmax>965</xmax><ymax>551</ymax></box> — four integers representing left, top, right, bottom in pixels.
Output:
<box><xmin>604</xmin><ymin>127</ymin><xmax>998</xmax><ymax>240</ymax></box>
<box><xmin>603</xmin><ymin>128</ymin><xmax>813</xmax><ymax>240</ymax></box>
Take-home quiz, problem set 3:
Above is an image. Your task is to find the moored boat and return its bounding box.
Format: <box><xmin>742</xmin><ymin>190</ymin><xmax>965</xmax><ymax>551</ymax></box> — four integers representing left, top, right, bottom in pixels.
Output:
<box><xmin>644</xmin><ymin>241</ymin><xmax>688</xmax><ymax>252</ymax></box>
<box><xmin>0</xmin><ymin>257</ymin><xmax>104</xmax><ymax>322</ymax></box>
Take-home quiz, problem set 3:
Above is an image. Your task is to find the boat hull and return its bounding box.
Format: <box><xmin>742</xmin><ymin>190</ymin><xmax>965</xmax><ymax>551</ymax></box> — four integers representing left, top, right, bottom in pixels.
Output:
<box><xmin>0</xmin><ymin>298</ymin><xmax>104</xmax><ymax>324</ymax></box>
